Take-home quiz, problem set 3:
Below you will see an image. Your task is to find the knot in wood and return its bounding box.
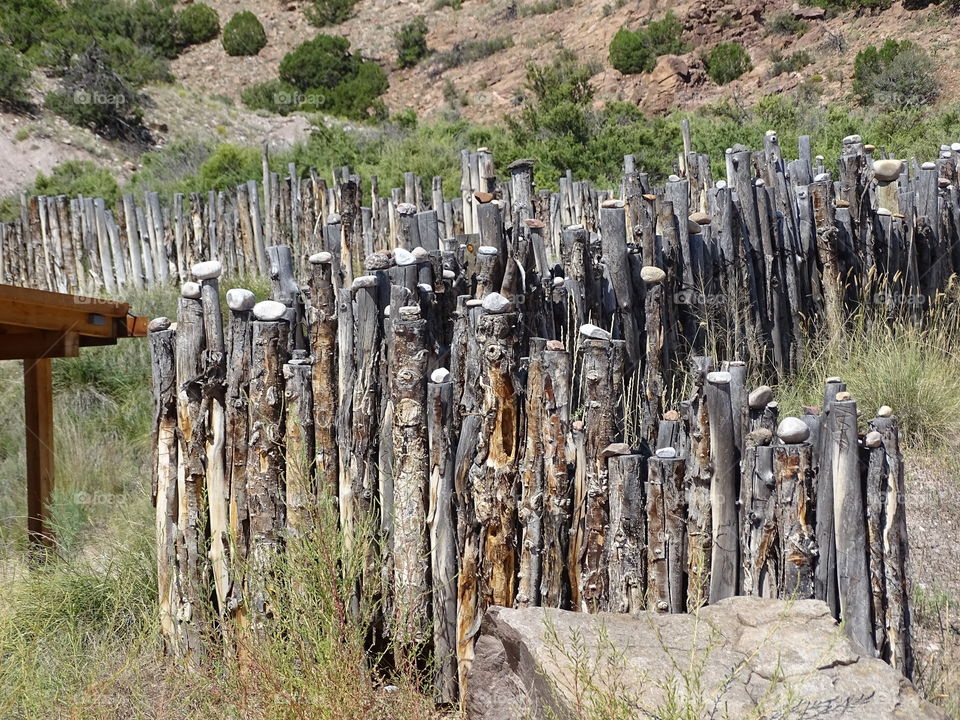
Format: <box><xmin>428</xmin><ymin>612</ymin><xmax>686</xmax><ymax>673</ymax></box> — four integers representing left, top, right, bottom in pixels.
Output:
<box><xmin>484</xmin><ymin>345</ymin><xmax>503</xmax><ymax>361</ymax></box>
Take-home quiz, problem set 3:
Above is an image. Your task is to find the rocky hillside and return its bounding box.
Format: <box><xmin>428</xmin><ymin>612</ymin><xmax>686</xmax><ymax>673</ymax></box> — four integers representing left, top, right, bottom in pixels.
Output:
<box><xmin>2</xmin><ymin>0</ymin><xmax>958</xmax><ymax>195</ymax></box>
<box><xmin>172</xmin><ymin>0</ymin><xmax>960</xmax><ymax>121</ymax></box>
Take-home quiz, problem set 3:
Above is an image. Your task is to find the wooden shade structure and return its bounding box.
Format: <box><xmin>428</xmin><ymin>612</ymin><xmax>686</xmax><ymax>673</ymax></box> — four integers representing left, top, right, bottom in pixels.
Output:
<box><xmin>0</xmin><ymin>284</ymin><xmax>147</xmax><ymax>547</ymax></box>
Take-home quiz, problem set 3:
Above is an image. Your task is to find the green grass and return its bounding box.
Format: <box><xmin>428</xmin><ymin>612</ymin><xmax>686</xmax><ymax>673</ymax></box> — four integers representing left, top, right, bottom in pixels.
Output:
<box><xmin>775</xmin><ymin>289</ymin><xmax>960</xmax><ymax>448</ymax></box>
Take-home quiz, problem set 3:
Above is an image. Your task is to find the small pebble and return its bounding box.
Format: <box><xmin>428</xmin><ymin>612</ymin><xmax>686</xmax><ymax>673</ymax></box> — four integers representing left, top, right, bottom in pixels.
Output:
<box><xmin>431</xmin><ymin>367</ymin><xmax>451</xmax><ymax>383</ymax></box>
<box><xmin>707</xmin><ymin>371</ymin><xmax>731</xmax><ymax>384</ymax></box>
<box><xmin>181</xmin><ymin>282</ymin><xmax>201</xmax><ymax>299</ymax></box>
<box><xmin>394</xmin><ymin>248</ymin><xmax>416</xmax><ymax>266</ymax></box>
<box><xmin>310</xmin><ymin>251</ymin><xmax>334</xmax><ymax>265</ymax></box>
<box><xmin>877</xmin><ymin>405</ymin><xmax>893</xmax><ymax>418</ymax></box>
<box><xmin>655</xmin><ymin>447</ymin><xmax>677</xmax><ymax>459</ymax></box>
<box><xmin>864</xmin><ymin>431</ymin><xmax>883</xmax><ymax>448</ymax></box>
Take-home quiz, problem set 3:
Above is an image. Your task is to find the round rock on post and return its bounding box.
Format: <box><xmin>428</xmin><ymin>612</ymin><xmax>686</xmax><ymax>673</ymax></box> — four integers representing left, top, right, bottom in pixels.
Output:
<box><xmin>864</xmin><ymin>431</ymin><xmax>883</xmax><ymax>448</ymax></box>
<box><xmin>181</xmin><ymin>281</ymin><xmax>201</xmax><ymax>299</ymax></box>
<box><xmin>226</xmin><ymin>288</ymin><xmax>256</xmax><ymax>312</ymax></box>
<box><xmin>776</xmin><ymin>417</ymin><xmax>810</xmax><ymax>444</ymax></box>
<box><xmin>877</xmin><ymin>405</ymin><xmax>893</xmax><ymax>418</ymax></box>
<box><xmin>394</xmin><ymin>247</ymin><xmax>416</xmax><ymax>267</ymax></box>
<box><xmin>579</xmin><ymin>323</ymin><xmax>612</xmax><ymax>341</ymax></box>
<box><xmin>149</xmin><ymin>316</ymin><xmax>171</xmax><ymax>333</ymax></box>
<box><xmin>748</xmin><ymin>385</ymin><xmax>773</xmax><ymax>410</ymax></box>
<box><xmin>192</xmin><ymin>260</ymin><xmax>222</xmax><ymax>281</ymax></box>
<box><xmin>311</xmin><ymin>251</ymin><xmax>334</xmax><ymax>265</ymax></box>
<box><xmin>364</xmin><ymin>251</ymin><xmax>391</xmax><ymax>270</ymax></box>
<box><xmin>640</xmin><ymin>266</ymin><xmax>666</xmax><ymax>284</ymax></box>
<box><xmin>252</xmin><ymin>300</ymin><xmax>287</xmax><ymax>322</ymax></box>
<box><xmin>482</xmin><ymin>292</ymin><xmax>511</xmax><ymax>314</ymax></box>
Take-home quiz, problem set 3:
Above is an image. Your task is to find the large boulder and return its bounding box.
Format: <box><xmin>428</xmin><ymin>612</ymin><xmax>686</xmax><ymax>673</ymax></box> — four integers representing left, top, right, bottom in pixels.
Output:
<box><xmin>466</xmin><ymin>596</ymin><xmax>946</xmax><ymax>720</ymax></box>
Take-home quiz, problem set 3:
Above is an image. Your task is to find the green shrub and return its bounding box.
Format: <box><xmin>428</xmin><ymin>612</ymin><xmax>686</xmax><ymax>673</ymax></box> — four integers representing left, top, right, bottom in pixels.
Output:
<box><xmin>306</xmin><ymin>0</ymin><xmax>357</xmax><ymax>26</ymax></box>
<box><xmin>324</xmin><ymin>60</ymin><xmax>388</xmax><ymax>119</ymax></box>
<box><xmin>222</xmin><ymin>11</ymin><xmax>266</xmax><ymax>56</ymax></box>
<box><xmin>766</xmin><ymin>11</ymin><xmax>808</xmax><ymax>35</ymax></box>
<box><xmin>770</xmin><ymin>49</ymin><xmax>812</xmax><ymax>77</ymax></box>
<box><xmin>33</xmin><ymin>160</ymin><xmax>120</xmax><ymax>203</ymax></box>
<box><xmin>240</xmin><ymin>78</ymin><xmax>302</xmax><ymax>115</ymax></box>
<box><xmin>196</xmin><ymin>144</ymin><xmax>261</xmax><ymax>191</ymax></box>
<box><xmin>177</xmin><ymin>3</ymin><xmax>219</xmax><ymax>47</ymax></box>
<box><xmin>518</xmin><ymin>0</ymin><xmax>574</xmax><ymax>16</ymax></box>
<box><xmin>608</xmin><ymin>13</ymin><xmax>689</xmax><ymax>75</ymax></box>
<box><xmin>395</xmin><ymin>16</ymin><xmax>429</xmax><ymax>68</ymax></box>
<box><xmin>280</xmin><ymin>34</ymin><xmax>358</xmax><ymax>90</ymax></box>
<box><xmin>0</xmin><ymin>0</ymin><xmax>62</xmax><ymax>53</ymax></box>
<box><xmin>704</xmin><ymin>42</ymin><xmax>752</xmax><ymax>84</ymax></box>
<box><xmin>609</xmin><ymin>27</ymin><xmax>654</xmax><ymax>74</ymax></box>
<box><xmin>44</xmin><ymin>44</ymin><xmax>146</xmax><ymax>141</ymax></box>
<box><xmin>0</xmin><ymin>46</ymin><xmax>32</xmax><ymax>111</ymax></box>
<box><xmin>431</xmin><ymin>36</ymin><xmax>514</xmax><ymax>72</ymax></box>
<box><xmin>853</xmin><ymin>39</ymin><xmax>939</xmax><ymax>108</ymax></box>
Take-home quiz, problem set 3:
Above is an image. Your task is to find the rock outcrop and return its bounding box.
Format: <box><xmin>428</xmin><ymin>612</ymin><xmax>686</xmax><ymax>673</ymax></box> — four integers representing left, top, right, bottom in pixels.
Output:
<box><xmin>466</xmin><ymin>597</ymin><xmax>946</xmax><ymax>720</ymax></box>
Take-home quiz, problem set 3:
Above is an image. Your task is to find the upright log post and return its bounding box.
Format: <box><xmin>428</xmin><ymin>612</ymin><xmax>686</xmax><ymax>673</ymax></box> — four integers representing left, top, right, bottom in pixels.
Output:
<box><xmin>830</xmin><ymin>397</ymin><xmax>876</xmax><ymax>656</ymax></box>
<box><xmin>246</xmin><ymin>300</ymin><xmax>290</xmax><ymax>634</ymax></box>
<box><xmin>427</xmin><ymin>370</ymin><xmax>458</xmax><ymax>704</ymax></box>
<box><xmin>706</xmin><ymin>370</ymin><xmax>739</xmax><ymax>601</ymax></box>
<box><xmin>391</xmin><ymin>305</ymin><xmax>430</xmax><ymax>650</ymax></box>
<box><xmin>149</xmin><ymin>317</ymin><xmax>179</xmax><ymax>651</ymax></box>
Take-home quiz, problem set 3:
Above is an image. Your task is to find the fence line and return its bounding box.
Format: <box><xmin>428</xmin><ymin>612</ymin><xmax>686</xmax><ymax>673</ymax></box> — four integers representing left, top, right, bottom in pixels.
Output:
<box><xmin>146</xmin><ymin>129</ymin><xmax>926</xmax><ymax>703</ymax></box>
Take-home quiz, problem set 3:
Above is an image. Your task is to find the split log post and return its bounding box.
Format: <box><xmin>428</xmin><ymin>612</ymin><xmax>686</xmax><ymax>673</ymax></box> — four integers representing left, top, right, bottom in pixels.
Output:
<box><xmin>646</xmin><ymin>454</ymin><xmax>687</xmax><ymax>613</ymax></box>
<box><xmin>830</xmin><ymin>397</ymin><xmax>876</xmax><ymax>656</ymax></box>
<box><xmin>815</xmin><ymin>377</ymin><xmax>846</xmax><ymax>617</ymax></box>
<box><xmin>283</xmin><ymin>354</ymin><xmax>315</xmax><ymax>535</ymax></box>
<box><xmin>771</xmin><ymin>431</ymin><xmax>816</xmax><ymax>599</ymax></box>
<box><xmin>175</xmin><ymin>283</ymin><xmax>209</xmax><ymax>660</ymax></box>
<box><xmin>308</xmin><ymin>253</ymin><xmax>339</xmax><ymax>498</ymax></box>
<box><xmin>246</xmin><ymin>300</ymin><xmax>291</xmax><ymax>635</ymax></box>
<box><xmin>684</xmin><ymin>355</ymin><xmax>714</xmax><ymax>610</ymax></box>
<box><xmin>706</xmin><ymin>370</ymin><xmax>739</xmax><ymax>601</ymax></box>
<box><xmin>224</xmin><ymin>288</ymin><xmax>255</xmax><ymax>621</ymax></box>
<box><xmin>607</xmin><ymin>450</ymin><xmax>646</xmax><ymax>615</ymax></box>
<box><xmin>149</xmin><ymin>317</ymin><xmax>180</xmax><ymax>653</ymax></box>
<box><xmin>869</xmin><ymin>413</ymin><xmax>912</xmax><ymax>678</ymax></box>
<box><xmin>194</xmin><ymin>261</ymin><xmax>231</xmax><ymax>617</ymax></box>
<box><xmin>427</xmin><ymin>370</ymin><xmax>458</xmax><ymax>704</ymax></box>
<box><xmin>391</xmin><ymin>305</ymin><xmax>430</xmax><ymax>652</ymax></box>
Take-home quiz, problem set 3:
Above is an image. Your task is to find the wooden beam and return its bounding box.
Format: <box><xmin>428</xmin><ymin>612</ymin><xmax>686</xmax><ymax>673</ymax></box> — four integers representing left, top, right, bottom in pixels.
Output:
<box><xmin>0</xmin><ymin>330</ymin><xmax>79</xmax><ymax>360</ymax></box>
<box><xmin>25</xmin><ymin>358</ymin><xmax>54</xmax><ymax>549</ymax></box>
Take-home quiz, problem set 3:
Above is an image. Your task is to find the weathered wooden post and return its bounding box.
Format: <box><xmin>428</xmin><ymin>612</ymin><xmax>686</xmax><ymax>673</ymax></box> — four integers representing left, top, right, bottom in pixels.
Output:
<box><xmin>607</xmin><ymin>449</ymin><xmax>646</xmax><ymax>615</ymax></box>
<box><xmin>868</xmin><ymin>410</ymin><xmax>913</xmax><ymax>677</ymax></box>
<box><xmin>427</xmin><ymin>368</ymin><xmax>458</xmax><ymax>704</ymax></box>
<box><xmin>830</xmin><ymin>396</ymin><xmax>876</xmax><ymax>656</ymax></box>
<box><xmin>684</xmin><ymin>355</ymin><xmax>714</xmax><ymax>609</ymax></box>
<box><xmin>391</xmin><ymin>304</ymin><xmax>431</xmax><ymax>652</ymax></box>
<box><xmin>308</xmin><ymin>253</ymin><xmax>339</xmax><ymax>497</ymax></box>
<box><xmin>646</xmin><ymin>453</ymin><xmax>687</xmax><ymax>613</ymax></box>
<box><xmin>149</xmin><ymin>316</ymin><xmax>180</xmax><ymax>653</ymax></box>
<box><xmin>772</xmin><ymin>418</ymin><xmax>817</xmax><ymax>598</ymax></box>
<box><xmin>246</xmin><ymin>300</ymin><xmax>290</xmax><ymax>634</ymax></box>
<box><xmin>224</xmin><ymin>288</ymin><xmax>255</xmax><ymax>620</ymax></box>
<box><xmin>706</xmin><ymin>369</ymin><xmax>739</xmax><ymax>601</ymax></box>
<box><xmin>283</xmin><ymin>353</ymin><xmax>314</xmax><ymax>535</ymax></box>
<box><xmin>175</xmin><ymin>281</ymin><xmax>209</xmax><ymax>660</ymax></box>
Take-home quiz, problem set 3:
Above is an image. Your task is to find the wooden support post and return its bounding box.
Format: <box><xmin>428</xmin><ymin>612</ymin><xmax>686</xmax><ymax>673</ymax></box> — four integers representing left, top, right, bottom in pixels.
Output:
<box><xmin>830</xmin><ymin>398</ymin><xmax>876</xmax><ymax>657</ymax></box>
<box><xmin>706</xmin><ymin>369</ymin><xmax>739</xmax><ymax>602</ymax></box>
<box><xmin>646</xmin><ymin>455</ymin><xmax>686</xmax><ymax>613</ymax></box>
<box><xmin>149</xmin><ymin>318</ymin><xmax>179</xmax><ymax>650</ymax></box>
<box><xmin>427</xmin><ymin>372</ymin><xmax>458</xmax><ymax>704</ymax></box>
<box><xmin>607</xmin><ymin>451</ymin><xmax>646</xmax><ymax>615</ymax></box>
<box><xmin>25</xmin><ymin>357</ymin><xmax>54</xmax><ymax>550</ymax></box>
